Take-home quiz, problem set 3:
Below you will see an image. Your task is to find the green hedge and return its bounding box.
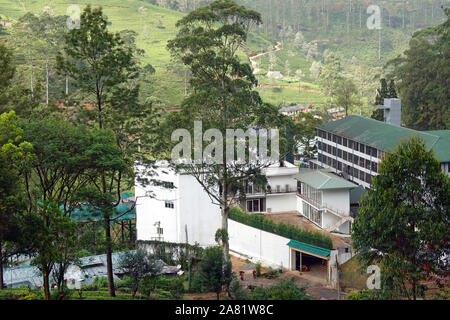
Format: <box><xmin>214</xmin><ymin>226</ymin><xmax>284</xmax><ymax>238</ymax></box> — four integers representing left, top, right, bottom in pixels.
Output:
<box><xmin>228</xmin><ymin>208</ymin><xmax>333</xmax><ymax>250</ymax></box>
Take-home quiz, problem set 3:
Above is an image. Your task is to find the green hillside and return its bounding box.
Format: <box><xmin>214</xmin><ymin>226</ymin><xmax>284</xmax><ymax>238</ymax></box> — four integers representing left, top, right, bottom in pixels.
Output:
<box><xmin>0</xmin><ymin>0</ymin><xmax>330</xmax><ymax>107</ymax></box>
<box><xmin>0</xmin><ymin>0</ymin><xmax>187</xmax><ymax>105</ymax></box>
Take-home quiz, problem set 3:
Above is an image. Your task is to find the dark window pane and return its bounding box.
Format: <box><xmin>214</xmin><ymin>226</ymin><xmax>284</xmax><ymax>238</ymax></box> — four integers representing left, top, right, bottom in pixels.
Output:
<box><xmin>343</xmin><ymin>138</ymin><xmax>347</xmax><ymax>147</ymax></box>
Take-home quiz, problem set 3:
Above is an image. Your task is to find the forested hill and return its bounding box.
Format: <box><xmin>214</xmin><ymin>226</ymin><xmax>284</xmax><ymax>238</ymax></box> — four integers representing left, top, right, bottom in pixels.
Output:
<box><xmin>0</xmin><ymin>0</ymin><xmax>187</xmax><ymax>105</ymax></box>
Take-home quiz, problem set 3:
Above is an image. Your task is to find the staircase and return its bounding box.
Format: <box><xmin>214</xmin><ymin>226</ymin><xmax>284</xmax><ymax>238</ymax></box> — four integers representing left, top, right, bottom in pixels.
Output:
<box><xmin>326</xmin><ymin>216</ymin><xmax>353</xmax><ymax>233</ymax></box>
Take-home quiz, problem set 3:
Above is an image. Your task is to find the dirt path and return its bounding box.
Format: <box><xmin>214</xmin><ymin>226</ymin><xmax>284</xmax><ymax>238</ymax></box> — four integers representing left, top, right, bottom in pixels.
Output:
<box><xmin>248</xmin><ymin>41</ymin><xmax>282</xmax><ymax>75</ymax></box>
<box><xmin>258</xmin><ymin>83</ymin><xmax>322</xmax><ymax>93</ymax></box>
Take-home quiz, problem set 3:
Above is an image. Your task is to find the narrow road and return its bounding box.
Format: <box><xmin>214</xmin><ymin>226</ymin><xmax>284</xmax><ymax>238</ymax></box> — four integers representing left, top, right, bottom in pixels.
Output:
<box><xmin>248</xmin><ymin>41</ymin><xmax>282</xmax><ymax>75</ymax></box>
<box><xmin>247</xmin><ymin>42</ymin><xmax>322</xmax><ymax>93</ymax></box>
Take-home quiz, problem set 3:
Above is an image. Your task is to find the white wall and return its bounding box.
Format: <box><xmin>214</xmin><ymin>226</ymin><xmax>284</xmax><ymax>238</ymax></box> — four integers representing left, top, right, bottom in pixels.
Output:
<box><xmin>135</xmin><ymin>163</ymin><xmax>221</xmax><ymax>247</ymax></box>
<box><xmin>266</xmin><ymin>193</ymin><xmax>298</xmax><ymax>213</ymax></box>
<box><xmin>228</xmin><ymin>219</ymin><xmax>291</xmax><ymax>269</ymax></box>
<box><xmin>177</xmin><ymin>174</ymin><xmax>221</xmax><ymax>247</ymax></box>
<box><xmin>266</xmin><ymin>174</ymin><xmax>297</xmax><ymax>192</ymax></box>
<box><xmin>135</xmin><ymin>166</ymin><xmax>179</xmax><ymax>242</ymax></box>
<box><xmin>322</xmin><ymin>189</ymin><xmax>350</xmax><ymax>216</ymax></box>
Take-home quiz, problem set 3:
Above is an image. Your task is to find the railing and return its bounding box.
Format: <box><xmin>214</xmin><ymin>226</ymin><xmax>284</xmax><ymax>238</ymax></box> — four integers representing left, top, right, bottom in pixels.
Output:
<box><xmin>246</xmin><ymin>185</ymin><xmax>297</xmax><ymax>195</ymax></box>
<box><xmin>297</xmin><ymin>193</ymin><xmax>348</xmax><ymax>219</ymax></box>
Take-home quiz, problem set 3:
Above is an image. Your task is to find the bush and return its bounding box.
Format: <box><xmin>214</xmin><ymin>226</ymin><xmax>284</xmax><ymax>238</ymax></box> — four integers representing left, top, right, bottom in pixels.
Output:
<box><xmin>255</xmin><ymin>263</ymin><xmax>262</xmax><ymax>277</ymax></box>
<box><xmin>251</xmin><ymin>279</ymin><xmax>312</xmax><ymax>300</ymax></box>
<box><xmin>229</xmin><ymin>208</ymin><xmax>333</xmax><ymax>249</ymax></box>
<box><xmin>229</xmin><ymin>279</ymin><xmax>250</xmax><ymax>300</ymax></box>
<box><xmin>156</xmin><ymin>276</ymin><xmax>185</xmax><ymax>299</ymax></box>
<box><xmin>345</xmin><ymin>289</ymin><xmax>383</xmax><ymax>300</ymax></box>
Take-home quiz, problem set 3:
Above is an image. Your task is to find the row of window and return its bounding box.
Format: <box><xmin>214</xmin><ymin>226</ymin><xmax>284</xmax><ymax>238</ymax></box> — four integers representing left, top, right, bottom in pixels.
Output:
<box><xmin>302</xmin><ymin>202</ymin><xmax>322</xmax><ymax>226</ymax></box>
<box><xmin>317</xmin><ymin>129</ymin><xmax>381</xmax><ymax>158</ymax></box>
<box><xmin>318</xmin><ymin>142</ymin><xmax>378</xmax><ymax>173</ymax></box>
<box><xmin>300</xmin><ymin>182</ymin><xmax>322</xmax><ymax>205</ymax></box>
<box><xmin>318</xmin><ymin>154</ymin><xmax>375</xmax><ymax>184</ymax></box>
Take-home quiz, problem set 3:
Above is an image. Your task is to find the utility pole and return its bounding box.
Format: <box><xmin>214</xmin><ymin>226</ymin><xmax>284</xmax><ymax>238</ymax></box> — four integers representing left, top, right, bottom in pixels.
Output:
<box><xmin>185</xmin><ymin>225</ymin><xmax>191</xmax><ymax>292</ymax></box>
<box><xmin>336</xmin><ymin>255</ymin><xmax>341</xmax><ymax>300</ymax></box>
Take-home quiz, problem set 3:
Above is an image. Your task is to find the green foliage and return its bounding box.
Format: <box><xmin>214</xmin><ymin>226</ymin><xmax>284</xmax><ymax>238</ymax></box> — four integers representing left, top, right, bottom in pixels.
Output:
<box><xmin>228</xmin><ymin>279</ymin><xmax>250</xmax><ymax>300</ymax></box>
<box><xmin>251</xmin><ymin>279</ymin><xmax>311</xmax><ymax>300</ymax></box>
<box><xmin>192</xmin><ymin>246</ymin><xmax>233</xmax><ymax>299</ymax></box>
<box><xmin>229</xmin><ymin>207</ymin><xmax>333</xmax><ymax>249</ymax></box>
<box><xmin>346</xmin><ymin>289</ymin><xmax>383</xmax><ymax>300</ymax></box>
<box><xmin>138</xmin><ymin>240</ymin><xmax>204</xmax><ymax>270</ymax></box>
<box><xmin>255</xmin><ymin>262</ymin><xmax>262</xmax><ymax>277</ymax></box>
<box><xmin>24</xmin><ymin>201</ymin><xmax>77</xmax><ymax>300</ymax></box>
<box><xmin>389</xmin><ymin>8</ymin><xmax>450</xmax><ymax>130</ymax></box>
<box><xmin>352</xmin><ymin>137</ymin><xmax>450</xmax><ymax>300</ymax></box>
<box><xmin>118</xmin><ymin>249</ymin><xmax>162</xmax><ymax>298</ymax></box>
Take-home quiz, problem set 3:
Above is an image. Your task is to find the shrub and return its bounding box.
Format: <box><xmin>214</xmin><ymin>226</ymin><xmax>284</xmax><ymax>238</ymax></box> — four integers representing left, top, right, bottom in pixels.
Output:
<box><xmin>229</xmin><ymin>208</ymin><xmax>333</xmax><ymax>249</ymax></box>
<box><xmin>255</xmin><ymin>262</ymin><xmax>262</xmax><ymax>277</ymax></box>
<box><xmin>251</xmin><ymin>279</ymin><xmax>312</xmax><ymax>300</ymax></box>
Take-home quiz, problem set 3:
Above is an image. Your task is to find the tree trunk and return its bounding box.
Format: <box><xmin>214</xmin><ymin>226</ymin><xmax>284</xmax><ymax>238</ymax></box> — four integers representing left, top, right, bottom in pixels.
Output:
<box><xmin>105</xmin><ymin>216</ymin><xmax>116</xmax><ymax>297</ymax></box>
<box><xmin>0</xmin><ymin>242</ymin><xmax>4</xmax><ymax>290</ymax></box>
<box><xmin>43</xmin><ymin>270</ymin><xmax>51</xmax><ymax>300</ymax></box>
<box><xmin>221</xmin><ymin>207</ymin><xmax>230</xmax><ymax>261</ymax></box>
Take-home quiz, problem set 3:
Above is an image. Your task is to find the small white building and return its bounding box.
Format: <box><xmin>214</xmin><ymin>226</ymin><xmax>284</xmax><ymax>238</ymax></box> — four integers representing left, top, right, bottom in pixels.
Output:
<box><xmin>295</xmin><ymin>168</ymin><xmax>358</xmax><ymax>234</ymax></box>
<box><xmin>242</xmin><ymin>161</ymin><xmax>299</xmax><ymax>214</ymax></box>
<box><xmin>135</xmin><ymin>163</ymin><xmax>221</xmax><ymax>247</ymax></box>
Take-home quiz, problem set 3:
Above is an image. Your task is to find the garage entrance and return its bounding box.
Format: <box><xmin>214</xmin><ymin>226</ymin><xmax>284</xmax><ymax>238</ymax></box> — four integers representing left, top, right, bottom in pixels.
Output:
<box><xmin>287</xmin><ymin>240</ymin><xmax>331</xmax><ymax>282</ymax></box>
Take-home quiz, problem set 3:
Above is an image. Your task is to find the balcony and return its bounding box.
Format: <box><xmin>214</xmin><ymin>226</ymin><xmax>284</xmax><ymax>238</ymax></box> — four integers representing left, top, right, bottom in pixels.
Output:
<box><xmin>245</xmin><ymin>185</ymin><xmax>296</xmax><ymax>196</ymax></box>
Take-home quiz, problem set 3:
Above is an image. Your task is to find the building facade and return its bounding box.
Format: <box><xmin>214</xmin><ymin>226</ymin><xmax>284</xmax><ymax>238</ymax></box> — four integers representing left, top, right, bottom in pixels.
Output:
<box><xmin>309</xmin><ymin>115</ymin><xmax>450</xmax><ymax>189</ymax></box>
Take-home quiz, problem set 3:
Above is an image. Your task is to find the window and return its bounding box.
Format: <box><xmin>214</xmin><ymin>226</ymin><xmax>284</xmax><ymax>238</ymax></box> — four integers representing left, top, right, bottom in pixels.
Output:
<box><xmin>343</xmin><ymin>151</ymin><xmax>348</xmax><ymax>161</ymax></box>
<box><xmin>328</xmin><ymin>132</ymin><xmax>332</xmax><ymax>141</ymax></box>
<box><xmin>338</xmin><ymin>161</ymin><xmax>342</xmax><ymax>171</ymax></box>
<box><xmin>338</xmin><ymin>149</ymin><xmax>342</xmax><ymax>158</ymax></box>
<box><xmin>337</xmin><ymin>136</ymin><xmax>342</xmax><ymax>145</ymax></box>
<box><xmin>165</xmin><ymin>201</ymin><xmax>174</xmax><ymax>209</ymax></box>
<box><xmin>343</xmin><ymin>138</ymin><xmax>347</xmax><ymax>147</ymax></box>
<box><xmin>332</xmin><ymin>146</ymin><xmax>336</xmax><ymax>156</ymax></box>
<box><xmin>365</xmin><ymin>146</ymin><xmax>372</xmax><ymax>156</ymax></box>
<box><xmin>247</xmin><ymin>198</ymin><xmax>265</xmax><ymax>213</ymax></box>
<box><xmin>348</xmin><ymin>140</ymin><xmax>353</xmax><ymax>149</ymax></box>
<box><xmin>371</xmin><ymin>161</ymin><xmax>378</xmax><ymax>173</ymax></box>
<box><xmin>332</xmin><ymin>159</ymin><xmax>337</xmax><ymax>168</ymax></box>
<box><xmin>355</xmin><ymin>142</ymin><xmax>359</xmax><ymax>151</ymax></box>
<box><xmin>157</xmin><ymin>227</ymin><xmax>164</xmax><ymax>235</ymax></box>
<box><xmin>359</xmin><ymin>170</ymin><xmax>365</xmax><ymax>181</ymax></box>
<box><xmin>359</xmin><ymin>157</ymin><xmax>365</xmax><ymax>168</ymax></box>
<box><xmin>353</xmin><ymin>155</ymin><xmax>359</xmax><ymax>165</ymax></box>
<box><xmin>359</xmin><ymin>143</ymin><xmax>365</xmax><ymax>153</ymax></box>
<box><xmin>365</xmin><ymin>159</ymin><xmax>371</xmax><ymax>170</ymax></box>
<box><xmin>371</xmin><ymin>147</ymin><xmax>377</xmax><ymax>158</ymax></box>
<box><xmin>333</xmin><ymin>134</ymin><xmax>337</xmax><ymax>143</ymax></box>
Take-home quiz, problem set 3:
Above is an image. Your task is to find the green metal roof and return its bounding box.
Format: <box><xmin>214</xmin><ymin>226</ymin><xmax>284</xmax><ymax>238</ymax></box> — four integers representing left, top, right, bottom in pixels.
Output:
<box><xmin>294</xmin><ymin>168</ymin><xmax>357</xmax><ymax>190</ymax></box>
<box><xmin>287</xmin><ymin>240</ymin><xmax>331</xmax><ymax>258</ymax></box>
<box><xmin>423</xmin><ymin>130</ymin><xmax>450</xmax><ymax>162</ymax></box>
<box><xmin>318</xmin><ymin>116</ymin><xmax>450</xmax><ymax>162</ymax></box>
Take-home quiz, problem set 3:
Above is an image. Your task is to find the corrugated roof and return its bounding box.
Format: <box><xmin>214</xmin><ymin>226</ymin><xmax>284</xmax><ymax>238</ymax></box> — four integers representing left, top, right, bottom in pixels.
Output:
<box><xmin>287</xmin><ymin>240</ymin><xmax>331</xmax><ymax>258</ymax></box>
<box><xmin>318</xmin><ymin>116</ymin><xmax>450</xmax><ymax>162</ymax></box>
<box><xmin>294</xmin><ymin>168</ymin><xmax>357</xmax><ymax>190</ymax></box>
<box><xmin>423</xmin><ymin>130</ymin><xmax>450</xmax><ymax>162</ymax></box>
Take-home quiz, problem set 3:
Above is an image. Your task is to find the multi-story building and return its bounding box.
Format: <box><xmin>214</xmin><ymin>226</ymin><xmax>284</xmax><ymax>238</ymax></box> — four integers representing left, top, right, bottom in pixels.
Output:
<box><xmin>295</xmin><ymin>168</ymin><xmax>358</xmax><ymax>234</ymax></box>
<box><xmin>309</xmin><ymin>115</ymin><xmax>450</xmax><ymax>189</ymax></box>
<box><xmin>241</xmin><ymin>161</ymin><xmax>299</xmax><ymax>214</ymax></box>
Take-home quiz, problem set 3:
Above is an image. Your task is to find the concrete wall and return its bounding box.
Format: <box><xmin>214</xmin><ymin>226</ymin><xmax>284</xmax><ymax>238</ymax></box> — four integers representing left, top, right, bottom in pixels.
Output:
<box><xmin>228</xmin><ymin>219</ymin><xmax>291</xmax><ymax>269</ymax></box>
<box><xmin>322</xmin><ymin>189</ymin><xmax>350</xmax><ymax>216</ymax></box>
<box><xmin>135</xmin><ymin>164</ymin><xmax>221</xmax><ymax>247</ymax></box>
<box><xmin>177</xmin><ymin>174</ymin><xmax>221</xmax><ymax>247</ymax></box>
<box><xmin>135</xmin><ymin>166</ymin><xmax>179</xmax><ymax>242</ymax></box>
<box><xmin>266</xmin><ymin>193</ymin><xmax>298</xmax><ymax>213</ymax></box>
<box><xmin>266</xmin><ymin>174</ymin><xmax>297</xmax><ymax>192</ymax></box>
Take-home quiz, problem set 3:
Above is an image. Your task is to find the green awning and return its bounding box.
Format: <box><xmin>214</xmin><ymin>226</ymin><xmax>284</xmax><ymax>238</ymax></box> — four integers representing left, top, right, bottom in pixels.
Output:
<box><xmin>287</xmin><ymin>240</ymin><xmax>331</xmax><ymax>258</ymax></box>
